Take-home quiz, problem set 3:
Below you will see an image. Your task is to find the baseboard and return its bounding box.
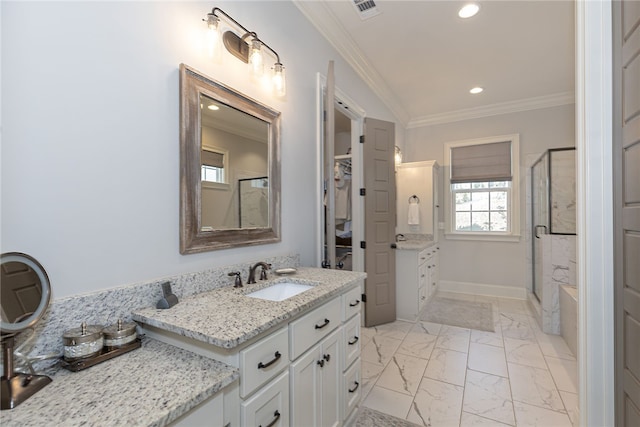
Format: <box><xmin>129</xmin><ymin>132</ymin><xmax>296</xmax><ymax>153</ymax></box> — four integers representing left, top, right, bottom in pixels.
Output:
<box><xmin>438</xmin><ymin>280</ymin><xmax>527</xmax><ymax>300</ymax></box>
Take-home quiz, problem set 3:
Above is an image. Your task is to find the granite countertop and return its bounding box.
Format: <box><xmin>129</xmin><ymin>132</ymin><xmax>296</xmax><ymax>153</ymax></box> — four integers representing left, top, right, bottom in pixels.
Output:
<box><xmin>0</xmin><ymin>338</ymin><xmax>238</xmax><ymax>427</ymax></box>
<box><xmin>395</xmin><ymin>240</ymin><xmax>436</xmax><ymax>251</ymax></box>
<box><xmin>132</xmin><ymin>267</ymin><xmax>366</xmax><ymax>349</ymax></box>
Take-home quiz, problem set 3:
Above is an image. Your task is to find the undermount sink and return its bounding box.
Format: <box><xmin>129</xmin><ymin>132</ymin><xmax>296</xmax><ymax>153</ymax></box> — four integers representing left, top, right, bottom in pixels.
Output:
<box><xmin>246</xmin><ymin>282</ymin><xmax>314</xmax><ymax>302</ymax></box>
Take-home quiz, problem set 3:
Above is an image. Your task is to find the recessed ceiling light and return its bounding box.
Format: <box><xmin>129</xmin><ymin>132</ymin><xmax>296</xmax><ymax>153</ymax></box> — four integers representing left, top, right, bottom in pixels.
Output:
<box><xmin>208</xmin><ymin>104</ymin><xmax>220</xmax><ymax>111</ymax></box>
<box><xmin>458</xmin><ymin>3</ymin><xmax>480</xmax><ymax>18</ymax></box>
<box><xmin>470</xmin><ymin>87</ymin><xmax>484</xmax><ymax>94</ymax></box>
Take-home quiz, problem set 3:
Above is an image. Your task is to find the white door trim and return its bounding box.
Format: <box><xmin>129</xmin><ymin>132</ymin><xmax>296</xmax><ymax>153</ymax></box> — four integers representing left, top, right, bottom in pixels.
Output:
<box><xmin>575</xmin><ymin>1</ymin><xmax>615</xmax><ymax>426</ymax></box>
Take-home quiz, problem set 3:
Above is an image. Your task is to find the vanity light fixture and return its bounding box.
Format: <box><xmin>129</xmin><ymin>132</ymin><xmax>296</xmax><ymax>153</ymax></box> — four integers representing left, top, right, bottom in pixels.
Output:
<box><xmin>203</xmin><ymin>7</ymin><xmax>286</xmax><ymax>97</ymax></box>
<box><xmin>458</xmin><ymin>3</ymin><xmax>480</xmax><ymax>18</ymax></box>
<box><xmin>394</xmin><ymin>145</ymin><xmax>403</xmax><ymax>165</ymax></box>
<box><xmin>470</xmin><ymin>86</ymin><xmax>484</xmax><ymax>94</ymax></box>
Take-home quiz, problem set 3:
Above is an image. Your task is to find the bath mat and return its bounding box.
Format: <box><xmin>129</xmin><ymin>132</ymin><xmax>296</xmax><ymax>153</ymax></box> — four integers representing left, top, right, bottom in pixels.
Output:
<box><xmin>355</xmin><ymin>407</ymin><xmax>421</xmax><ymax>427</ymax></box>
<box><xmin>419</xmin><ymin>296</ymin><xmax>494</xmax><ymax>332</ymax></box>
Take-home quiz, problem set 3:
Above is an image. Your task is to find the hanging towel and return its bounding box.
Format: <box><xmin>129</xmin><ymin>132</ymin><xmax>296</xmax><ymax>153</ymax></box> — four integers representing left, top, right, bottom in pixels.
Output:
<box><xmin>408</xmin><ymin>202</ymin><xmax>420</xmax><ymax>225</ymax></box>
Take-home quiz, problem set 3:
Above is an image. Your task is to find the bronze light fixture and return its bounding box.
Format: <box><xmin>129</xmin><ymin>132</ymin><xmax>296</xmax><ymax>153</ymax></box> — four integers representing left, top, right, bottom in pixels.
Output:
<box><xmin>204</xmin><ymin>7</ymin><xmax>286</xmax><ymax>97</ymax></box>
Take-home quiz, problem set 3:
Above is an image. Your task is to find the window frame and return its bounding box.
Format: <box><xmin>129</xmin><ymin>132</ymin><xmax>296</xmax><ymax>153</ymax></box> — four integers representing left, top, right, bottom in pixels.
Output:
<box><xmin>201</xmin><ymin>145</ymin><xmax>230</xmax><ymax>190</ymax></box>
<box><xmin>443</xmin><ymin>134</ymin><xmax>520</xmax><ymax>242</ymax></box>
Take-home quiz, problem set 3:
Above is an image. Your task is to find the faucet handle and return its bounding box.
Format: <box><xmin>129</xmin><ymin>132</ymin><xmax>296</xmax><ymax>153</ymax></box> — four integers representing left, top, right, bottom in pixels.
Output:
<box><xmin>260</xmin><ymin>263</ymin><xmax>271</xmax><ymax>280</ymax></box>
<box><xmin>228</xmin><ymin>271</ymin><xmax>243</xmax><ymax>288</ymax></box>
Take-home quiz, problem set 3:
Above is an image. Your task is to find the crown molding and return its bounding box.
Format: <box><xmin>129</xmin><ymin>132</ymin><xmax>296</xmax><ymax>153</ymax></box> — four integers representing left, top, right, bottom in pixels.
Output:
<box><xmin>407</xmin><ymin>91</ymin><xmax>575</xmax><ymax>128</ymax></box>
<box><xmin>293</xmin><ymin>0</ymin><xmax>410</xmax><ymax>126</ymax></box>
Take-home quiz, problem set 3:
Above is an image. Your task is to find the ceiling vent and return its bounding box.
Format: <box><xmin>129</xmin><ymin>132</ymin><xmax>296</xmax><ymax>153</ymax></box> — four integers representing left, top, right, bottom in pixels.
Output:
<box><xmin>351</xmin><ymin>0</ymin><xmax>381</xmax><ymax>20</ymax></box>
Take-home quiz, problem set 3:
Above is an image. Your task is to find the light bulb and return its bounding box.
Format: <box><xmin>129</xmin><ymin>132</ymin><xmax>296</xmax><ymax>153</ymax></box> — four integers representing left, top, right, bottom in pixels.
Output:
<box><xmin>272</xmin><ymin>63</ymin><xmax>286</xmax><ymax>97</ymax></box>
<box><xmin>205</xmin><ymin>14</ymin><xmax>222</xmax><ymax>62</ymax></box>
<box><xmin>248</xmin><ymin>39</ymin><xmax>264</xmax><ymax>80</ymax></box>
<box><xmin>458</xmin><ymin>3</ymin><xmax>480</xmax><ymax>18</ymax></box>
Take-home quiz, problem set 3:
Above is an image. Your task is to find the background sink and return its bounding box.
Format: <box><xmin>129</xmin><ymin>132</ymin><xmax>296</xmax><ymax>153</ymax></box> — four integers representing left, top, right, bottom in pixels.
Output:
<box><xmin>246</xmin><ymin>282</ymin><xmax>314</xmax><ymax>302</ymax></box>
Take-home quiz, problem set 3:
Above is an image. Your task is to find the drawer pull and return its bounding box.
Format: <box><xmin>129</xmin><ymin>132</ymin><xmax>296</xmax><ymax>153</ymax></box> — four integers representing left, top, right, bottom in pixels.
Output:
<box><xmin>349</xmin><ymin>300</ymin><xmax>360</xmax><ymax>307</ymax></box>
<box><xmin>257</xmin><ymin>351</ymin><xmax>282</xmax><ymax>369</ymax></box>
<box><xmin>314</xmin><ymin>318</ymin><xmax>330</xmax><ymax>329</ymax></box>
<box><xmin>349</xmin><ymin>381</ymin><xmax>360</xmax><ymax>393</ymax></box>
<box><xmin>348</xmin><ymin>336</ymin><xmax>359</xmax><ymax>345</ymax></box>
<box><xmin>259</xmin><ymin>410</ymin><xmax>281</xmax><ymax>427</ymax></box>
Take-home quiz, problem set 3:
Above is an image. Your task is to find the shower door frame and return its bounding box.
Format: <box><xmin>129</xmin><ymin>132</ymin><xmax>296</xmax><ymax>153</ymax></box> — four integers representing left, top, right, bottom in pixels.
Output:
<box><xmin>530</xmin><ymin>147</ymin><xmax>577</xmax><ymax>302</ymax></box>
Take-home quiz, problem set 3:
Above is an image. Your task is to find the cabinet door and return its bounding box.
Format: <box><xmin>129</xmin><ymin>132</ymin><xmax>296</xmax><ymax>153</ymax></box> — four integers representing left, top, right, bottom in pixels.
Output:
<box><xmin>241</xmin><ymin>371</ymin><xmax>289</xmax><ymax>427</ymax></box>
<box><xmin>171</xmin><ymin>391</ymin><xmax>224</xmax><ymax>427</ymax></box>
<box><xmin>290</xmin><ymin>328</ymin><xmax>342</xmax><ymax>427</ymax></box>
<box><xmin>290</xmin><ymin>343</ymin><xmax>321</xmax><ymax>427</ymax></box>
<box><xmin>320</xmin><ymin>329</ymin><xmax>341</xmax><ymax>427</ymax></box>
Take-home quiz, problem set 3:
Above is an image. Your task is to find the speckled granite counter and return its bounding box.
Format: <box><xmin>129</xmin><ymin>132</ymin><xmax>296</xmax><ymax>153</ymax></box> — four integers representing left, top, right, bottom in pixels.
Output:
<box><xmin>132</xmin><ymin>268</ymin><xmax>366</xmax><ymax>349</ymax></box>
<box><xmin>395</xmin><ymin>240</ymin><xmax>435</xmax><ymax>251</ymax></box>
<box><xmin>0</xmin><ymin>338</ymin><xmax>238</xmax><ymax>427</ymax></box>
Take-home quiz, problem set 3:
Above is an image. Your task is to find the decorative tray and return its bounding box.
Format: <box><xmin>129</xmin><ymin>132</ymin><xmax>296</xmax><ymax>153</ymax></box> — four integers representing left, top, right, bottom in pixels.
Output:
<box><xmin>60</xmin><ymin>338</ymin><xmax>142</xmax><ymax>372</ymax></box>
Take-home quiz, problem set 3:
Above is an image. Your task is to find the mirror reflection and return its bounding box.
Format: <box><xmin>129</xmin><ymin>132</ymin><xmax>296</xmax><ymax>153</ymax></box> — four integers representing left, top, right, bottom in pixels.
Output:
<box><xmin>200</xmin><ymin>93</ymin><xmax>269</xmax><ymax>230</ymax></box>
<box><xmin>179</xmin><ymin>64</ymin><xmax>281</xmax><ymax>254</ymax></box>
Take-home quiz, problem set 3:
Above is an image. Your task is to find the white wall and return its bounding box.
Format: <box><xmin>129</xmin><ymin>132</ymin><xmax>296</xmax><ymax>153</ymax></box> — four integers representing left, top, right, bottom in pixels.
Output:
<box><xmin>0</xmin><ymin>1</ymin><xmax>398</xmax><ymax>298</ymax></box>
<box><xmin>405</xmin><ymin>104</ymin><xmax>575</xmax><ymax>291</ymax></box>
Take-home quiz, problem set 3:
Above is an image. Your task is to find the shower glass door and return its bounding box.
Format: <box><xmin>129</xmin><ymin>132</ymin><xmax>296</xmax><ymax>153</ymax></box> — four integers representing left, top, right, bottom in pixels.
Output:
<box><xmin>531</xmin><ymin>153</ymin><xmax>549</xmax><ymax>302</ymax></box>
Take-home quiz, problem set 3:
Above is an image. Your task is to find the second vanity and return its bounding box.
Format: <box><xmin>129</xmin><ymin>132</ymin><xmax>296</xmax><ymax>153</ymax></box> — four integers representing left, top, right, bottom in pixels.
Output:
<box><xmin>132</xmin><ymin>267</ymin><xmax>365</xmax><ymax>427</ymax></box>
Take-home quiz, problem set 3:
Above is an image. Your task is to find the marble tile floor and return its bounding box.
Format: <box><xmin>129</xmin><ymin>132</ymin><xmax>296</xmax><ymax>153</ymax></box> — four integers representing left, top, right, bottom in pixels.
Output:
<box><xmin>360</xmin><ymin>291</ymin><xmax>578</xmax><ymax>427</ymax></box>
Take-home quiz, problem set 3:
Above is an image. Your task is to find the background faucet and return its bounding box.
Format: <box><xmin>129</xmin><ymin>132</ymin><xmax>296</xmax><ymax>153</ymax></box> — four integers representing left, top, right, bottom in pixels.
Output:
<box><xmin>248</xmin><ymin>262</ymin><xmax>271</xmax><ymax>284</ymax></box>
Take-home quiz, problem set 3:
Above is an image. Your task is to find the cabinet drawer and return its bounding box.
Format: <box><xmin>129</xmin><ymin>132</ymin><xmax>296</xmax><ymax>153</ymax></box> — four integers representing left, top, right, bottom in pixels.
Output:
<box><xmin>342</xmin><ymin>358</ymin><xmax>361</xmax><ymax>421</ymax></box>
<box><xmin>289</xmin><ymin>298</ymin><xmax>341</xmax><ymax>360</ymax></box>
<box><xmin>419</xmin><ymin>286</ymin><xmax>428</xmax><ymax>310</ymax></box>
<box><xmin>343</xmin><ymin>313</ymin><xmax>361</xmax><ymax>370</ymax></box>
<box><xmin>241</xmin><ymin>371</ymin><xmax>289</xmax><ymax>427</ymax></box>
<box><xmin>342</xmin><ymin>285</ymin><xmax>362</xmax><ymax>321</ymax></box>
<box><xmin>171</xmin><ymin>390</ymin><xmax>224</xmax><ymax>427</ymax></box>
<box><xmin>418</xmin><ymin>248</ymin><xmax>432</xmax><ymax>265</ymax></box>
<box><xmin>419</xmin><ymin>263</ymin><xmax>428</xmax><ymax>288</ymax></box>
<box><xmin>240</xmin><ymin>326</ymin><xmax>289</xmax><ymax>398</ymax></box>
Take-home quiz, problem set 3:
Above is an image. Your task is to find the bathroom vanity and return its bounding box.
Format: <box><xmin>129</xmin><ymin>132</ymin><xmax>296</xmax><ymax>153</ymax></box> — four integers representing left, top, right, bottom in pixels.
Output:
<box><xmin>395</xmin><ymin>241</ymin><xmax>440</xmax><ymax>322</ymax></box>
<box><xmin>133</xmin><ymin>267</ymin><xmax>365</xmax><ymax>427</ymax></box>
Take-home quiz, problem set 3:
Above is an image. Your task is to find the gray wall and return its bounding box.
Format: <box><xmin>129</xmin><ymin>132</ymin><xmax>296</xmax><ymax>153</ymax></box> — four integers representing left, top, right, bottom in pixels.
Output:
<box><xmin>405</xmin><ymin>103</ymin><xmax>575</xmax><ymax>291</ymax></box>
<box><xmin>1</xmin><ymin>1</ymin><xmax>399</xmax><ymax>298</ymax></box>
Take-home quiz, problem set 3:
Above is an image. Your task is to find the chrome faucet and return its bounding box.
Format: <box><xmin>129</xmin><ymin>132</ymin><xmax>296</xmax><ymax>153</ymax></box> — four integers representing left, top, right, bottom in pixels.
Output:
<box><xmin>248</xmin><ymin>262</ymin><xmax>271</xmax><ymax>284</ymax></box>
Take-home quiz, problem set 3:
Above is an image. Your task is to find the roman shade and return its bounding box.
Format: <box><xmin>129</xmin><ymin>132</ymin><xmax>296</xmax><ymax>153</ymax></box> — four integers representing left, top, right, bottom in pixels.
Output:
<box><xmin>450</xmin><ymin>141</ymin><xmax>512</xmax><ymax>183</ymax></box>
<box><xmin>201</xmin><ymin>149</ymin><xmax>224</xmax><ymax>168</ymax></box>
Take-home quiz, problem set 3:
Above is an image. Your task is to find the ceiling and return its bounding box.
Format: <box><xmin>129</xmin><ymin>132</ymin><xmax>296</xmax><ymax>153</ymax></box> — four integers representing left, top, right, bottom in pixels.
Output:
<box><xmin>294</xmin><ymin>0</ymin><xmax>575</xmax><ymax>128</ymax></box>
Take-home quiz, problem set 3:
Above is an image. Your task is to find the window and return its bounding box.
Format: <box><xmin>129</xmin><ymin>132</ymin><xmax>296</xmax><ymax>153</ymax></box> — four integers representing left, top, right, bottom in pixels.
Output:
<box><xmin>201</xmin><ymin>147</ymin><xmax>229</xmax><ymax>188</ymax></box>
<box><xmin>444</xmin><ymin>134</ymin><xmax>520</xmax><ymax>241</ymax></box>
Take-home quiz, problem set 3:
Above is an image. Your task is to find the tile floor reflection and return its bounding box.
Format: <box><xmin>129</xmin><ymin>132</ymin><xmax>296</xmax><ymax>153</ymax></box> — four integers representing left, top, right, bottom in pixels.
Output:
<box><xmin>360</xmin><ymin>291</ymin><xmax>577</xmax><ymax>427</ymax></box>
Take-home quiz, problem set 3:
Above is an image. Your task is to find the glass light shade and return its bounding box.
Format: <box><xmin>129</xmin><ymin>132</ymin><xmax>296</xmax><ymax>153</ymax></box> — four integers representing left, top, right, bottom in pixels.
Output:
<box><xmin>394</xmin><ymin>146</ymin><xmax>402</xmax><ymax>165</ymax></box>
<box><xmin>248</xmin><ymin>39</ymin><xmax>264</xmax><ymax>79</ymax></box>
<box><xmin>206</xmin><ymin>14</ymin><xmax>222</xmax><ymax>62</ymax></box>
<box><xmin>272</xmin><ymin>63</ymin><xmax>286</xmax><ymax>97</ymax></box>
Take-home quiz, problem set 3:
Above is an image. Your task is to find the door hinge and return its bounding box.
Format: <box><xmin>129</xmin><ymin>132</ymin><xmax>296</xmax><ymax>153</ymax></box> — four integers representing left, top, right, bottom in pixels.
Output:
<box><xmin>361</xmin><ymin>293</ymin><xmax>367</xmax><ymax>303</ymax></box>
<box><xmin>360</xmin><ymin>241</ymin><xmax>366</xmax><ymax>249</ymax></box>
<box><xmin>359</xmin><ymin>135</ymin><xmax>365</xmax><ymax>144</ymax></box>
<box><xmin>360</xmin><ymin>188</ymin><xmax>366</xmax><ymax>196</ymax></box>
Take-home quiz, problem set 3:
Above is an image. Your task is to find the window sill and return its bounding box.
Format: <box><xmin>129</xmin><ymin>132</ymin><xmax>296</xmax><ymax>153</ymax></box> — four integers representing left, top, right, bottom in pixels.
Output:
<box><xmin>202</xmin><ymin>181</ymin><xmax>230</xmax><ymax>191</ymax></box>
<box><xmin>444</xmin><ymin>232</ymin><xmax>521</xmax><ymax>243</ymax></box>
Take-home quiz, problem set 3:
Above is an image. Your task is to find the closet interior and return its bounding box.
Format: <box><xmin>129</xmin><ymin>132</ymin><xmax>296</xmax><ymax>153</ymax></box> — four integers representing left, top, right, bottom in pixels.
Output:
<box><xmin>324</xmin><ymin>107</ymin><xmax>356</xmax><ymax>271</ymax></box>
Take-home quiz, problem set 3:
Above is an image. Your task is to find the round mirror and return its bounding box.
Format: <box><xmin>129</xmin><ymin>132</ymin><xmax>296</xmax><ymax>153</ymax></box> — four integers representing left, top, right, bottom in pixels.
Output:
<box><xmin>1</xmin><ymin>252</ymin><xmax>51</xmax><ymax>335</ymax></box>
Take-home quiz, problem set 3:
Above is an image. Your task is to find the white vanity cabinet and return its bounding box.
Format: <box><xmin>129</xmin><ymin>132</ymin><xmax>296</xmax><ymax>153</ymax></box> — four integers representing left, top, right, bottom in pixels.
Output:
<box><xmin>396</xmin><ymin>245</ymin><xmax>439</xmax><ymax>321</ymax></box>
<box><xmin>290</xmin><ymin>328</ymin><xmax>341</xmax><ymax>427</ymax></box>
<box><xmin>396</xmin><ymin>160</ymin><xmax>439</xmax><ymax>239</ymax></box>
<box><xmin>340</xmin><ymin>287</ymin><xmax>361</xmax><ymax>423</ymax></box>
<box><xmin>139</xmin><ymin>279</ymin><xmax>363</xmax><ymax>427</ymax></box>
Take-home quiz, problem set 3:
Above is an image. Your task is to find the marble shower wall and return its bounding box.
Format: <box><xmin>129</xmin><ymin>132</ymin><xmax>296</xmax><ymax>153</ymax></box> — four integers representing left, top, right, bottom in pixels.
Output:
<box><xmin>541</xmin><ymin>235</ymin><xmax>577</xmax><ymax>334</ymax></box>
<box><xmin>549</xmin><ymin>149</ymin><xmax>576</xmax><ymax>234</ymax></box>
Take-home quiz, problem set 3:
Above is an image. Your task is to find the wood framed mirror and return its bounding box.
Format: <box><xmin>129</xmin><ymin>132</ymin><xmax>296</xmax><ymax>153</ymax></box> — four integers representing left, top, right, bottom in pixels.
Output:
<box><xmin>179</xmin><ymin>64</ymin><xmax>281</xmax><ymax>254</ymax></box>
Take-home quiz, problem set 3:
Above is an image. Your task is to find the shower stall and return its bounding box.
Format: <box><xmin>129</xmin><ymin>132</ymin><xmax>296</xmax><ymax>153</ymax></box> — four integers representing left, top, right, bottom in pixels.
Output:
<box><xmin>530</xmin><ymin>147</ymin><xmax>577</xmax><ymax>334</ymax></box>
